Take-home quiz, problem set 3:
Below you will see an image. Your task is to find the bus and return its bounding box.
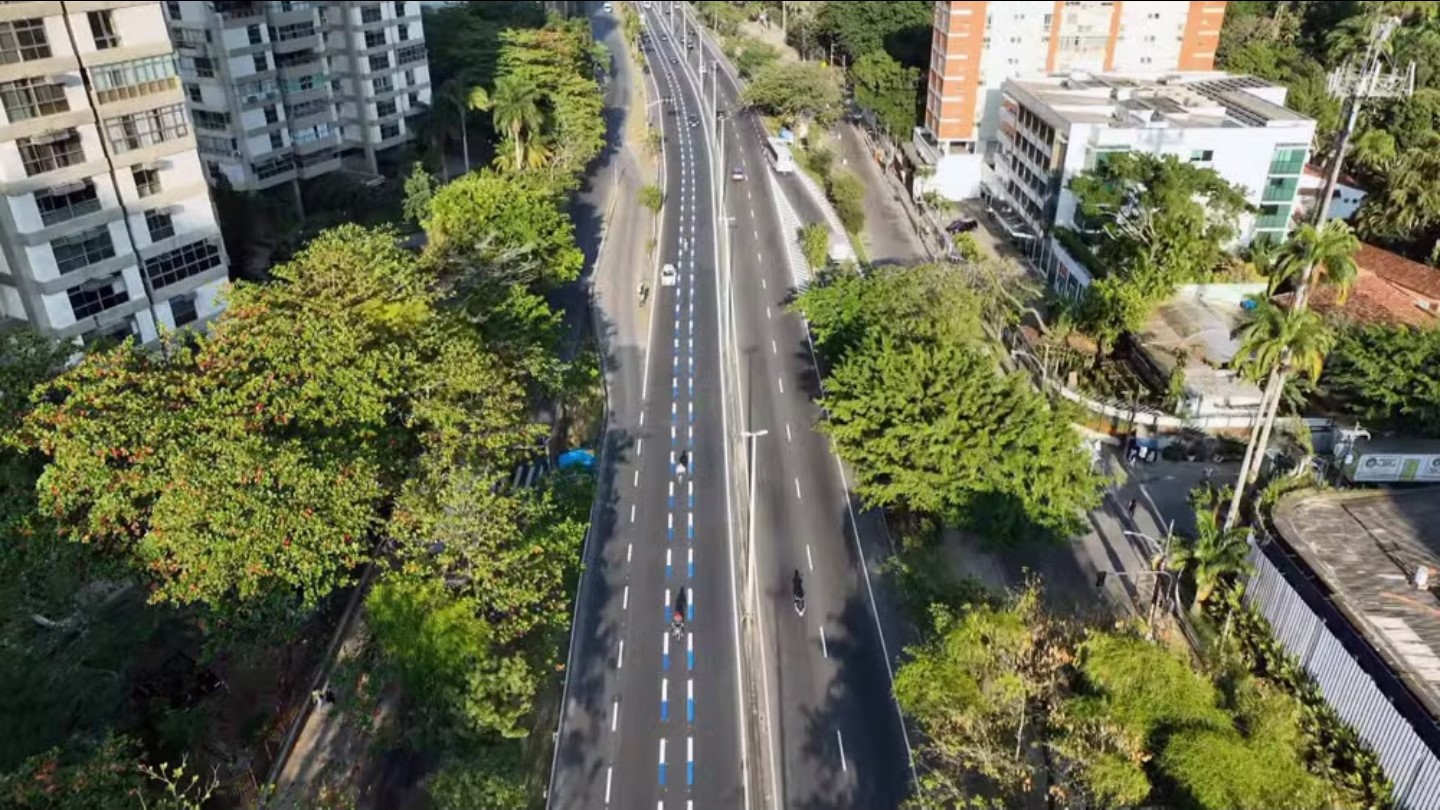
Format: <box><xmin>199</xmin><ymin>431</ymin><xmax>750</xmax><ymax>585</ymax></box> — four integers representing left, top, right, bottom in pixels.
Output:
<box><xmin>765</xmin><ymin>137</ymin><xmax>796</xmax><ymax>174</ymax></box>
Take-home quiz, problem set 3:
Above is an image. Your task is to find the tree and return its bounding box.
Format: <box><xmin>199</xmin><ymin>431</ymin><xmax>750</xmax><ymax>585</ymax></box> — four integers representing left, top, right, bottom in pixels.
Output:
<box><xmin>402</xmin><ymin>161</ymin><xmax>438</xmax><ymax>225</ymax></box>
<box><xmin>799</xmin><ymin>222</ymin><xmax>829</xmax><ymax>270</ymax></box>
<box><xmin>734</xmin><ymin>40</ymin><xmax>780</xmax><ymax>79</ymax></box>
<box><xmin>1065</xmin><ymin>153</ymin><xmax>1251</xmax><ymax>353</ymax></box>
<box><xmin>1171</xmin><ymin>486</ymin><xmax>1253</xmax><ymax>606</ymax></box>
<box><xmin>640</xmin><ymin>183</ymin><xmax>663</xmax><ymax>214</ymax></box>
<box><xmin>490</xmin><ymin>74</ymin><xmax>544</xmax><ymax>173</ymax></box>
<box><xmin>815</xmin><ymin>0</ymin><xmax>932</xmax><ymax>68</ymax></box>
<box><xmin>1355</xmin><ymin>148</ymin><xmax>1440</xmax><ymax>247</ymax></box>
<box><xmin>741</xmin><ymin>60</ymin><xmax>843</xmax><ymax>130</ymax></box>
<box><xmin>22</xmin><ymin>225</ymin><xmax>532</xmax><ymax>617</ymax></box>
<box><xmin>1322</xmin><ymin>322</ymin><xmax>1440</xmax><ymax>435</ymax></box>
<box><xmin>495</xmin><ymin>22</ymin><xmax>607</xmax><ymax>181</ymax></box>
<box><xmin>439</xmin><ymin>78</ymin><xmax>492</xmax><ymax>175</ymax></box>
<box><xmin>849</xmin><ymin>51</ymin><xmax>921</xmax><ymax>138</ymax></box>
<box><xmin>826</xmin><ymin>169</ymin><xmax>867</xmax><ymax>234</ymax></box>
<box><xmin>1268</xmin><ymin>221</ymin><xmax>1360</xmax><ymax>302</ymax></box>
<box><xmin>0</xmin><ymin>734</ymin><xmax>146</xmax><ymax>809</ymax></box>
<box><xmin>895</xmin><ymin>583</ymin><xmax>1072</xmax><ymax>801</ymax></box>
<box><xmin>427</xmin><ymin>745</ymin><xmax>528</xmax><ymax>810</ymax></box>
<box><xmin>424</xmin><ymin>169</ymin><xmax>584</xmax><ymax>290</ymax></box>
<box><xmin>1234</xmin><ymin>298</ymin><xmax>1335</xmax><ymax>385</ymax></box>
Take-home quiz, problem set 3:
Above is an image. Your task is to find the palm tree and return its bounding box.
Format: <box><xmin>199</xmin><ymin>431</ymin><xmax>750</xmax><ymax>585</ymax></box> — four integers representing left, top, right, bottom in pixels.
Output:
<box><xmin>1267</xmin><ymin>221</ymin><xmax>1360</xmax><ymax>304</ymax></box>
<box><xmin>491</xmin><ymin>75</ymin><xmax>544</xmax><ymax>173</ymax></box>
<box><xmin>1355</xmin><ymin>149</ymin><xmax>1440</xmax><ymax>243</ymax></box>
<box><xmin>1235</xmin><ymin>298</ymin><xmax>1335</xmax><ymax>385</ymax></box>
<box><xmin>437</xmin><ymin>78</ymin><xmax>491</xmax><ymax>177</ymax></box>
<box><xmin>1172</xmin><ymin>487</ymin><xmax>1253</xmax><ymax>607</ymax></box>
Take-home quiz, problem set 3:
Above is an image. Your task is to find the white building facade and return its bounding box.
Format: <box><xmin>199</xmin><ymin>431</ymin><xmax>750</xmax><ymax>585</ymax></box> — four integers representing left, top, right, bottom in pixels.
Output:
<box><xmin>0</xmin><ymin>0</ymin><xmax>229</xmax><ymax>344</ymax></box>
<box><xmin>162</xmin><ymin>0</ymin><xmax>431</xmax><ymax>192</ymax></box>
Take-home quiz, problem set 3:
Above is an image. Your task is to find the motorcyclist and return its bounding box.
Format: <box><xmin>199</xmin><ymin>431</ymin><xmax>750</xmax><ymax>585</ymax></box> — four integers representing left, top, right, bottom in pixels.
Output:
<box><xmin>792</xmin><ymin>569</ymin><xmax>805</xmax><ymax>613</ymax></box>
<box><xmin>638</xmin><ymin>281</ymin><xmax>650</xmax><ymax>304</ymax></box>
<box><xmin>676</xmin><ymin>451</ymin><xmax>689</xmax><ymax>478</ymax></box>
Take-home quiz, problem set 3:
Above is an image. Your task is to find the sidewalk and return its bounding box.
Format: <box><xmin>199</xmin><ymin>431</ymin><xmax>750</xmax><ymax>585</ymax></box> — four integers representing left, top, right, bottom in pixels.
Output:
<box><xmin>832</xmin><ymin>123</ymin><xmax>927</xmax><ymax>266</ymax></box>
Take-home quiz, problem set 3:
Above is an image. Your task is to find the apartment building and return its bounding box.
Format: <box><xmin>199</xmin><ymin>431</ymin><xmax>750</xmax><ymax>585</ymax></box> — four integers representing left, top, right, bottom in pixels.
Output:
<box><xmin>984</xmin><ymin>72</ymin><xmax>1314</xmax><ymax>298</ymax></box>
<box><xmin>162</xmin><ymin>0</ymin><xmax>431</xmax><ymax>193</ymax></box>
<box><xmin>0</xmin><ymin>1</ymin><xmax>229</xmax><ymax>345</ymax></box>
<box><xmin>914</xmin><ymin>0</ymin><xmax>1227</xmax><ymax>199</ymax></box>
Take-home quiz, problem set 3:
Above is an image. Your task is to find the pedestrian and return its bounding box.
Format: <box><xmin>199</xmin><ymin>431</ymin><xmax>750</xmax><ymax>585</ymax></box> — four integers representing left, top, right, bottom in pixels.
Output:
<box><xmin>323</xmin><ymin>686</ymin><xmax>336</xmax><ymax>704</ymax></box>
<box><xmin>310</xmin><ymin>689</ymin><xmax>323</xmax><ymax>708</ymax></box>
<box><xmin>1127</xmin><ymin>498</ymin><xmax>1138</xmax><ymax>519</ymax></box>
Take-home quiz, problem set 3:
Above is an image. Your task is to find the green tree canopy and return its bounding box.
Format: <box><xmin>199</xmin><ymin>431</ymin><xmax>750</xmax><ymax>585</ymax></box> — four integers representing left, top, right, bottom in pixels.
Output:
<box><xmin>495</xmin><ymin>19</ymin><xmax>606</xmax><ymax>180</ymax></box>
<box><xmin>815</xmin><ymin>0</ymin><xmax>932</xmax><ymax>68</ymax></box>
<box><xmin>1322</xmin><ymin>321</ymin><xmax>1440</xmax><ymax>435</ymax></box>
<box><xmin>741</xmin><ymin>60</ymin><xmax>844</xmax><ymax>127</ymax></box>
<box><xmin>849</xmin><ymin>51</ymin><xmax>920</xmax><ymax>139</ymax></box>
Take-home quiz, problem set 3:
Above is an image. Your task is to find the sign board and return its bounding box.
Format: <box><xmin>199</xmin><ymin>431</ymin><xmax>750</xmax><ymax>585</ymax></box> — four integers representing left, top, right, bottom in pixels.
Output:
<box><xmin>1346</xmin><ymin>453</ymin><xmax>1440</xmax><ymax>483</ymax></box>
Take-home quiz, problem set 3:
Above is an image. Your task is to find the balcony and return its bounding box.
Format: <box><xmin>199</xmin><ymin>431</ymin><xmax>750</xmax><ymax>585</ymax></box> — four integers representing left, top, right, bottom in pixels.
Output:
<box><xmin>215</xmin><ymin>1</ymin><xmax>264</xmax><ymax>22</ymax></box>
<box><xmin>911</xmin><ymin>126</ymin><xmax>941</xmax><ymax>165</ymax></box>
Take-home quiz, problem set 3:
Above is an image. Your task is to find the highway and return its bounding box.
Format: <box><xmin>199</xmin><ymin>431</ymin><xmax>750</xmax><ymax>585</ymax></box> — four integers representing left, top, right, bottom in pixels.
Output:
<box><xmin>659</xmin><ymin>3</ymin><xmax>916</xmax><ymax>809</ymax></box>
<box><xmin>547</xmin><ymin>3</ymin><xmax>746</xmax><ymax>809</ymax></box>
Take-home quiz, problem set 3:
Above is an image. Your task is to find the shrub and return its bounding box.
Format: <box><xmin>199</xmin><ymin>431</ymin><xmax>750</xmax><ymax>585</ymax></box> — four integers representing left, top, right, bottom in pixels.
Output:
<box><xmin>827</xmin><ymin>170</ymin><xmax>866</xmax><ymax>234</ymax></box>
<box><xmin>799</xmin><ymin>222</ymin><xmax>829</xmax><ymax>270</ymax></box>
<box><xmin>640</xmin><ymin>183</ymin><xmax>663</xmax><ymax>214</ymax></box>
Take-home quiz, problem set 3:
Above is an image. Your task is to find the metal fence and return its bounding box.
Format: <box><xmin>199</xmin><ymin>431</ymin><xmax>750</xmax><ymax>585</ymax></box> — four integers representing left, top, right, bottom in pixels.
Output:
<box><xmin>1245</xmin><ymin>539</ymin><xmax>1440</xmax><ymax>809</ymax></box>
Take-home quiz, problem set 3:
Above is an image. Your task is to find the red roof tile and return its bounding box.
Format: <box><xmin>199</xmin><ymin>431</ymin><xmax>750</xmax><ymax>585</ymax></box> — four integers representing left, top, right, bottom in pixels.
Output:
<box><xmin>1355</xmin><ymin>243</ymin><xmax>1440</xmax><ymax>301</ymax></box>
<box><xmin>1301</xmin><ymin>269</ymin><xmax>1440</xmax><ymax>329</ymax></box>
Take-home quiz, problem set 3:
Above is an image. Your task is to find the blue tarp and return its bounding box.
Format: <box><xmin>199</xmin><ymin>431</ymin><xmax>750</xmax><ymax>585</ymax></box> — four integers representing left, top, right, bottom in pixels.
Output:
<box><xmin>558</xmin><ymin>449</ymin><xmax>595</xmax><ymax>470</ymax></box>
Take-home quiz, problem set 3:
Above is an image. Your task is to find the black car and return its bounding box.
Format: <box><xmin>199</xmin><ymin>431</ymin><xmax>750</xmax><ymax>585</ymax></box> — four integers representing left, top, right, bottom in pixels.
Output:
<box><xmin>946</xmin><ymin>217</ymin><xmax>979</xmax><ymax>234</ymax></box>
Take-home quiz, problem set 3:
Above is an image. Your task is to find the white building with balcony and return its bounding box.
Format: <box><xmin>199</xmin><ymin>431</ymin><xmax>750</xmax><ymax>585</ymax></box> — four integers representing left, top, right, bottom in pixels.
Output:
<box><xmin>0</xmin><ymin>1</ymin><xmax>229</xmax><ymax>345</ymax></box>
<box><xmin>981</xmin><ymin>72</ymin><xmax>1316</xmax><ymax>298</ymax></box>
<box><xmin>162</xmin><ymin>0</ymin><xmax>431</xmax><ymax>192</ymax></box>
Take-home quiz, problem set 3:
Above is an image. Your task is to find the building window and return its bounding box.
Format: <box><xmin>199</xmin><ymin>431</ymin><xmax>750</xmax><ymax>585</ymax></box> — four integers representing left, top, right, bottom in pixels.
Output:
<box><xmin>269</xmin><ymin>130</ymin><xmax>284</xmax><ymax>150</ymax></box>
<box><xmin>380</xmin><ymin>122</ymin><xmax>400</xmax><ymax>140</ymax></box>
<box><xmin>0</xmin><ymin>77</ymin><xmax>68</xmax><ymax>122</ymax></box>
<box><xmin>18</xmin><ymin>130</ymin><xmax>85</xmax><ymax>177</ymax></box>
<box><xmin>394</xmin><ymin>1</ymin><xmax>406</xmax><ymax>17</ymax></box>
<box><xmin>247</xmin><ymin>24</ymin><xmax>263</xmax><ymax>45</ymax></box>
<box><xmin>376</xmin><ymin>98</ymin><xmax>396</xmax><ymax>118</ymax></box>
<box><xmin>144</xmin><ymin>239</ymin><xmax>223</xmax><ymax>290</ymax></box>
<box><xmin>264</xmin><ymin>104</ymin><xmax>279</xmax><ymax>124</ymax></box>
<box><xmin>187</xmin><ymin>84</ymin><xmax>202</xmax><ymax>103</ymax></box>
<box><xmin>373</xmin><ymin>76</ymin><xmax>394</xmax><ymax>94</ymax></box>
<box><xmin>35</xmin><ymin>180</ymin><xmax>101</xmax><ymax>227</ymax></box>
<box><xmin>398</xmin><ymin>24</ymin><xmax>409</xmax><ymax>41</ymax></box>
<box><xmin>271</xmin><ymin>22</ymin><xmax>316</xmax><ymax>42</ymax></box>
<box><xmin>69</xmin><ymin>277</ymin><xmax>130</xmax><ymax>320</ymax></box>
<box><xmin>196</xmin><ymin>134</ymin><xmax>238</xmax><ymax>157</ymax></box>
<box><xmin>253</xmin><ymin>53</ymin><xmax>268</xmax><ymax>73</ymax></box>
<box><xmin>191</xmin><ymin>108</ymin><xmax>231</xmax><ymax>130</ymax></box>
<box><xmin>396</xmin><ymin>44</ymin><xmax>425</xmax><ymax>66</ymax></box>
<box><xmin>104</xmin><ymin>104</ymin><xmax>190</xmax><ymax>153</ymax></box>
<box><xmin>1263</xmin><ymin>175</ymin><xmax>1300</xmax><ymax>203</ymax></box>
<box><xmin>91</xmin><ymin>55</ymin><xmax>180</xmax><ymax>105</ymax></box>
<box><xmin>407</xmin><ymin>91</ymin><xmax>420</xmax><ymax>109</ymax></box>
<box><xmin>253</xmin><ymin>153</ymin><xmax>295</xmax><ymax>179</ymax></box>
<box><xmin>146</xmin><ymin>209</ymin><xmax>175</xmax><ymax>242</ymax></box>
<box><xmin>1189</xmin><ymin>149</ymin><xmax>1213</xmax><ymax>163</ymax></box>
<box><xmin>182</xmin><ymin>55</ymin><xmax>216</xmax><ymax>78</ymax></box>
<box><xmin>88</xmin><ymin>10</ymin><xmax>119</xmax><ymax>49</ymax></box>
<box><xmin>365</xmin><ymin>29</ymin><xmax>385</xmax><ymax>49</ymax></box>
<box><xmin>1255</xmin><ymin>203</ymin><xmax>1291</xmax><ymax>230</ymax></box>
<box><xmin>133</xmin><ymin>167</ymin><xmax>162</xmax><ymax>198</ymax></box>
<box><xmin>1269</xmin><ymin>146</ymin><xmax>1307</xmax><ymax>176</ymax></box>
<box><xmin>166</xmin><ymin>1</ymin><xmax>183</xmax><ymax>21</ymax></box>
<box><xmin>289</xmin><ymin>97</ymin><xmax>328</xmax><ymax>118</ymax></box>
<box><xmin>368</xmin><ymin>52</ymin><xmax>390</xmax><ymax>72</ymax></box>
<box><xmin>0</xmin><ymin>19</ymin><xmax>51</xmax><ymax>64</ymax></box>
<box><xmin>404</xmin><ymin>69</ymin><xmax>415</xmax><ymax>86</ymax></box>
<box><xmin>292</xmin><ymin>122</ymin><xmax>333</xmax><ymax>145</ymax></box>
<box><xmin>169</xmin><ymin>294</ymin><xmax>198</xmax><ymax>326</ymax></box>
<box><xmin>361</xmin><ymin>6</ymin><xmax>382</xmax><ymax>24</ymax></box>
<box><xmin>52</xmin><ymin>225</ymin><xmax>116</xmax><ymax>274</ymax></box>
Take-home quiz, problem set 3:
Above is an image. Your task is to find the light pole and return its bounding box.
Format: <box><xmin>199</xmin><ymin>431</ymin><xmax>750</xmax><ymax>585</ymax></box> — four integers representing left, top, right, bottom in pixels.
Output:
<box><xmin>1122</xmin><ymin>524</ymin><xmax>1176</xmax><ymax>637</ymax></box>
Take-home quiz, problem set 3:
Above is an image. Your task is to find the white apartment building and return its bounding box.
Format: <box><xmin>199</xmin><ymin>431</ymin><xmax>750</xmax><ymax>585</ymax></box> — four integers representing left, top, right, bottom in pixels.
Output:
<box><xmin>984</xmin><ymin>72</ymin><xmax>1315</xmax><ymax>299</ymax></box>
<box><xmin>162</xmin><ymin>0</ymin><xmax>431</xmax><ymax>192</ymax></box>
<box><xmin>0</xmin><ymin>0</ymin><xmax>229</xmax><ymax>345</ymax></box>
<box><xmin>916</xmin><ymin>0</ymin><xmax>1227</xmax><ymax>200</ymax></box>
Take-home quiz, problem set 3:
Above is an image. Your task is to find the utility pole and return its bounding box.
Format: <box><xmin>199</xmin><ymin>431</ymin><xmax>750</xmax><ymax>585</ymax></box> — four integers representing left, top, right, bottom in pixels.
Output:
<box><xmin>1224</xmin><ymin>16</ymin><xmax>1413</xmax><ymax>531</ymax></box>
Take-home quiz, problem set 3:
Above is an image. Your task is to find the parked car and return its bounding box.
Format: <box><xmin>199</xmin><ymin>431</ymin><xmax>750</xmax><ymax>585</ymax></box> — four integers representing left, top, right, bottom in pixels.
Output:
<box><xmin>660</xmin><ymin>263</ymin><xmax>678</xmax><ymax>287</ymax></box>
<box><xmin>946</xmin><ymin>217</ymin><xmax>979</xmax><ymax>234</ymax></box>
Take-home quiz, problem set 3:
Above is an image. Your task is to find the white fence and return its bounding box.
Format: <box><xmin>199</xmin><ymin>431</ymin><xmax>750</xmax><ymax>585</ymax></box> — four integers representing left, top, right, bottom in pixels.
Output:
<box><xmin>1245</xmin><ymin>539</ymin><xmax>1440</xmax><ymax>809</ymax></box>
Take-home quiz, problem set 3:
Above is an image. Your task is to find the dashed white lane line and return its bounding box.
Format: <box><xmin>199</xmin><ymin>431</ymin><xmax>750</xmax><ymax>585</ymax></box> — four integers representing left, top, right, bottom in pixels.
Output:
<box><xmin>639</xmin><ymin>411</ymin><xmax>645</xmax><ymax>427</ymax></box>
<box><xmin>806</xmin><ymin>544</ymin><xmax>814</xmax><ymax>572</ymax></box>
<box><xmin>820</xmin><ymin>626</ymin><xmax>830</xmax><ymax>658</ymax></box>
<box><xmin>785</xmin><ymin>423</ymin><xmax>793</xmax><ymax>442</ymax></box>
<box><xmin>777</xmin><ymin>376</ymin><xmax>784</xmax><ymax>394</ymax></box>
<box><xmin>623</xmin><ymin>585</ymin><xmax>629</xmax><ymax>610</ymax></box>
<box><xmin>617</xmin><ymin>639</ymin><xmax>624</xmax><ymax>669</ymax></box>
<box><xmin>633</xmin><ymin>469</ymin><xmax>640</xmax><ymax>487</ymax></box>
<box><xmin>630</xmin><ymin>504</ymin><xmax>636</xmax><ymax>523</ymax></box>
<box><xmin>761</xmin><ymin>277</ymin><xmax>767</xmax><ymax>289</ymax></box>
<box><xmin>794</xmin><ymin>477</ymin><xmax>802</xmax><ymax>500</ymax></box>
<box><xmin>837</xmin><ymin>730</ymin><xmax>848</xmax><ymax>773</ymax></box>
<box><xmin>605</xmin><ymin>766</ymin><xmax>613</xmax><ymax>804</ymax></box>
<box><xmin>637</xmin><ymin>438</ymin><xmax>644</xmax><ymax>457</ymax></box>
<box><xmin>766</xmin><ymin>305</ymin><xmax>772</xmax><ymax>319</ymax></box>
<box><xmin>627</xmin><ymin>543</ymin><xmax>633</xmax><ymax>564</ymax></box>
<box><xmin>753</xmin><ymin>228</ymin><xmax>759</xmax><ymax>239</ymax></box>
<box><xmin>771</xmin><ymin>339</ymin><xmax>777</xmax><ymax>355</ymax></box>
<box><xmin>611</xmin><ymin>700</ymin><xmax>619</xmax><ymax>732</ymax></box>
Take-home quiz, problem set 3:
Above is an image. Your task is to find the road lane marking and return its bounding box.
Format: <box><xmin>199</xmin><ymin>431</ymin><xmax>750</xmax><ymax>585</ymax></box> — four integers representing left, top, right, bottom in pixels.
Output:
<box><xmin>761</xmin><ymin>277</ymin><xmax>766</xmax><ymax>289</ymax></box>
<box><xmin>766</xmin><ymin>305</ymin><xmax>772</xmax><ymax>319</ymax></box>
<box><xmin>623</xmin><ymin>586</ymin><xmax>629</xmax><ymax>610</ymax></box>
<box><xmin>605</xmin><ymin>766</ymin><xmax>613</xmax><ymax>804</ymax></box>
<box><xmin>617</xmin><ymin>640</ymin><xmax>624</xmax><ymax>669</ymax></box>
<box><xmin>627</xmin><ymin>544</ymin><xmax>633</xmax><ymax>563</ymax></box>
<box><xmin>688</xmin><ymin>480</ymin><xmax>694</xmax><ymax>508</ymax></box>
<box><xmin>771</xmin><ymin>339</ymin><xmax>777</xmax><ymax>355</ymax></box>
<box><xmin>837</xmin><ymin>730</ymin><xmax>848</xmax><ymax>773</ymax></box>
<box><xmin>687</xmin><ymin>632</ymin><xmax>694</xmax><ymax>670</ymax></box>
<box><xmin>753</xmin><ymin>228</ymin><xmax>758</xmax><ymax>239</ymax></box>
<box><xmin>662</xmin><ymin>631</ymin><xmax>670</xmax><ymax>670</ymax></box>
<box><xmin>667</xmin><ymin>513</ymin><xmax>674</xmax><ymax>542</ymax></box>
<box><xmin>820</xmin><ymin>626</ymin><xmax>830</xmax><ymax>658</ymax></box>
<box><xmin>639</xmin><ymin>411</ymin><xmax>645</xmax><ymax>427</ymax></box>
<box><xmin>612</xmin><ymin>700</ymin><xmax>619</xmax><ymax>732</ymax></box>
<box><xmin>806</xmin><ymin>544</ymin><xmax>814</xmax><ymax>572</ymax></box>
<box><xmin>630</xmin><ymin>504</ymin><xmax>635</xmax><ymax>524</ymax></box>
<box><xmin>637</xmin><ymin>438</ymin><xmax>643</xmax><ymax>457</ymax></box>
<box><xmin>777</xmin><ymin>376</ymin><xmax>784</xmax><ymax>394</ymax></box>
<box><xmin>785</xmin><ymin>423</ymin><xmax>793</xmax><ymax>442</ymax></box>
<box><xmin>666</xmin><ymin>548</ymin><xmax>673</xmax><ymax>578</ymax></box>
<box><xmin>687</xmin><ymin>736</ymin><xmax>695</xmax><ymax>786</ymax></box>
<box><xmin>664</xmin><ymin>588</ymin><xmax>671</xmax><ymax>620</ymax></box>
<box><xmin>687</xmin><ymin>678</ymin><xmax>695</xmax><ymax>722</ymax></box>
<box><xmin>661</xmin><ymin>678</ymin><xmax>669</xmax><ymax>721</ymax></box>
<box><xmin>659</xmin><ymin>738</ymin><xmax>667</xmax><ymax>785</ymax></box>
<box><xmin>688</xmin><ymin>547</ymin><xmax>695</xmax><ymax>578</ymax></box>
<box><xmin>687</xmin><ymin>511</ymin><xmax>694</xmax><ymax>540</ymax></box>
<box><xmin>794</xmin><ymin>477</ymin><xmax>802</xmax><ymax>500</ymax></box>
<box><xmin>687</xmin><ymin>586</ymin><xmax>695</xmax><ymax>621</ymax></box>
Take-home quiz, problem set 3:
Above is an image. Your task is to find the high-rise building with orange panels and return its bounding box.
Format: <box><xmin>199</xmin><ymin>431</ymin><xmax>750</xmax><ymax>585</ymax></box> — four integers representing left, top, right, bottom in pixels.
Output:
<box><xmin>914</xmin><ymin>1</ymin><xmax>1226</xmax><ymax>199</ymax></box>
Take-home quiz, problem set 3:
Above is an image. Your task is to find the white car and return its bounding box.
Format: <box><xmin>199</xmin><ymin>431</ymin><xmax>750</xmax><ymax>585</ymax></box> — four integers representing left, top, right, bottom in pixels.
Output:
<box><xmin>660</xmin><ymin>263</ymin><xmax>678</xmax><ymax>287</ymax></box>
<box><xmin>603</xmin><ymin>2</ymin><xmax>613</xmax><ymax>12</ymax></box>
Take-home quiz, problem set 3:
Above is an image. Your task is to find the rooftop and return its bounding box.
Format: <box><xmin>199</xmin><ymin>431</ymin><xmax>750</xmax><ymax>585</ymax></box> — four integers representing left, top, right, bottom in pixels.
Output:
<box><xmin>1273</xmin><ymin>488</ymin><xmax>1440</xmax><ymax>723</ymax></box>
<box><xmin>1007</xmin><ymin>71</ymin><xmax>1311</xmax><ymax>130</ymax></box>
<box><xmin>1357</xmin><ymin>243</ymin><xmax>1440</xmax><ymax>302</ymax></box>
<box><xmin>1297</xmin><ymin>269</ymin><xmax>1440</xmax><ymax>329</ymax></box>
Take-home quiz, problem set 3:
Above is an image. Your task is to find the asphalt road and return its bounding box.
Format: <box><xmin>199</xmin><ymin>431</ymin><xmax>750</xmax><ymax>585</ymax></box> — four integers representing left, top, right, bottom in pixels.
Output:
<box><xmin>671</xmin><ymin>6</ymin><xmax>916</xmax><ymax>808</ymax></box>
<box><xmin>548</xmin><ymin>4</ymin><xmax>745</xmax><ymax>809</ymax></box>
